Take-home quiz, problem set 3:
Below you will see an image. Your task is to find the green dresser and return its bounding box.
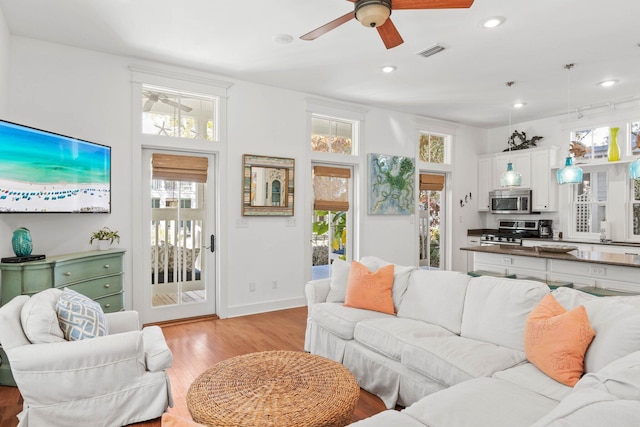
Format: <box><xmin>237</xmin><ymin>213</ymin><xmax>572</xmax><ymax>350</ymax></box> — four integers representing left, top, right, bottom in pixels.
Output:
<box><xmin>0</xmin><ymin>249</ymin><xmax>126</xmax><ymax>386</ymax></box>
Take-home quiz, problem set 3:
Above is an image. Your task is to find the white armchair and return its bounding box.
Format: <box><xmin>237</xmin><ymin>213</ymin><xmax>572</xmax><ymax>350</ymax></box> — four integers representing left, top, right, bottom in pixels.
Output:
<box><xmin>0</xmin><ymin>291</ymin><xmax>173</xmax><ymax>427</ymax></box>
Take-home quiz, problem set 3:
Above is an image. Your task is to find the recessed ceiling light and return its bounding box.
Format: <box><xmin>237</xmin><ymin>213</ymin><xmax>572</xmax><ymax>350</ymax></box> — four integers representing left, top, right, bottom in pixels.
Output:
<box><xmin>381</xmin><ymin>65</ymin><xmax>396</xmax><ymax>73</ymax></box>
<box><xmin>480</xmin><ymin>16</ymin><xmax>505</xmax><ymax>29</ymax></box>
<box><xmin>598</xmin><ymin>79</ymin><xmax>618</xmax><ymax>88</ymax></box>
<box><xmin>513</xmin><ymin>102</ymin><xmax>526</xmax><ymax>108</ymax></box>
<box><xmin>273</xmin><ymin>34</ymin><xmax>294</xmax><ymax>44</ymax></box>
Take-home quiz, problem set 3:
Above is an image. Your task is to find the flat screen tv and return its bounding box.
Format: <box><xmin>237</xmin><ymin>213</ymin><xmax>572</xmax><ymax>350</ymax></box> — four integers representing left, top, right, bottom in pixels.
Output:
<box><xmin>0</xmin><ymin>119</ymin><xmax>111</xmax><ymax>213</ymax></box>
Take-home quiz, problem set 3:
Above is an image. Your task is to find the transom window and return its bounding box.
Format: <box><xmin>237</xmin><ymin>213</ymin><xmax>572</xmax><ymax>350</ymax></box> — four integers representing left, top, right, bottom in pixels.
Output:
<box><xmin>419</xmin><ymin>132</ymin><xmax>447</xmax><ymax>164</ymax></box>
<box><xmin>311</xmin><ymin>115</ymin><xmax>355</xmax><ymax>155</ymax></box>
<box><xmin>142</xmin><ymin>85</ymin><xmax>217</xmax><ymax>141</ymax></box>
<box><xmin>571</xmin><ymin>127</ymin><xmax>612</xmax><ymax>160</ymax></box>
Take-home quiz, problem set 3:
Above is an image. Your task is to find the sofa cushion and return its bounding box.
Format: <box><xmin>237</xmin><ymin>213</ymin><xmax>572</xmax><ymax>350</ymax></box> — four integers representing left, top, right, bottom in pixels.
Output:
<box><xmin>493</xmin><ymin>363</ymin><xmax>573</xmax><ymax>402</ymax></box>
<box><xmin>326</xmin><ymin>258</ymin><xmax>351</xmax><ymax>302</ymax></box>
<box><xmin>56</xmin><ymin>288</ymin><xmax>108</xmax><ymax>341</ymax></box>
<box><xmin>530</xmin><ymin>388</ymin><xmax>640</xmax><ymax>427</ymax></box>
<box><xmin>576</xmin><ymin>350</ymin><xmax>640</xmax><ymax>401</ymax></box>
<box><xmin>582</xmin><ymin>298</ymin><xmax>640</xmax><ymax>373</ymax></box>
<box><xmin>403</xmin><ymin>377</ymin><xmax>558</xmax><ymax>427</ymax></box>
<box><xmin>20</xmin><ymin>288</ymin><xmax>65</xmax><ymax>344</ymax></box>
<box><xmin>524</xmin><ymin>294</ymin><xmax>595</xmax><ymax>387</ymax></box>
<box><xmin>310</xmin><ymin>302</ymin><xmax>394</xmax><ymax>340</ymax></box>
<box><xmin>354</xmin><ymin>317</ymin><xmax>454</xmax><ymax>361</ymax></box>
<box><xmin>348</xmin><ymin>410</ymin><xmax>426</xmax><ymax>427</ymax></box>
<box><xmin>402</xmin><ymin>335</ymin><xmax>526</xmax><ymax>387</ymax></box>
<box><xmin>461</xmin><ymin>276</ymin><xmax>549</xmax><ymax>351</ymax></box>
<box><xmin>344</xmin><ymin>261</ymin><xmax>395</xmax><ymax>314</ymax></box>
<box><xmin>397</xmin><ymin>270</ymin><xmax>470</xmax><ymax>334</ymax></box>
<box><xmin>360</xmin><ymin>256</ymin><xmax>415</xmax><ymax>310</ymax></box>
<box><xmin>551</xmin><ymin>286</ymin><xmax>597</xmax><ymax>309</ymax></box>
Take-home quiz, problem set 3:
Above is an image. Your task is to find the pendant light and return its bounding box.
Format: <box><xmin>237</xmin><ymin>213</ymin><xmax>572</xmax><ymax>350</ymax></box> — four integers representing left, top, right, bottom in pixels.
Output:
<box><xmin>630</xmin><ymin>158</ymin><xmax>640</xmax><ymax>179</ymax></box>
<box><xmin>556</xmin><ymin>63</ymin><xmax>583</xmax><ymax>185</ymax></box>
<box><xmin>500</xmin><ymin>85</ymin><xmax>522</xmax><ymax>187</ymax></box>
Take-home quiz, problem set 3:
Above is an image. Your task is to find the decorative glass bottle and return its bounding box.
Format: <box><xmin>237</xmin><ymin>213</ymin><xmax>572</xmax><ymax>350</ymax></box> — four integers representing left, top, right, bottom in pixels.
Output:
<box><xmin>12</xmin><ymin>227</ymin><xmax>33</xmax><ymax>257</ymax></box>
<box><xmin>608</xmin><ymin>127</ymin><xmax>620</xmax><ymax>162</ymax></box>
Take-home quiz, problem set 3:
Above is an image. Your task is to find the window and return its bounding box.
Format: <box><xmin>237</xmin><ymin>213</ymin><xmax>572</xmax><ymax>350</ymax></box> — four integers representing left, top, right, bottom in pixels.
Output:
<box><xmin>632</xmin><ymin>180</ymin><xmax>640</xmax><ymax>237</ymax></box>
<box><xmin>632</xmin><ymin>122</ymin><xmax>640</xmax><ymax>155</ymax></box>
<box><xmin>572</xmin><ymin>127</ymin><xmax>611</xmax><ymax>160</ymax></box>
<box><xmin>419</xmin><ymin>132</ymin><xmax>446</xmax><ymax>163</ymax></box>
<box><xmin>573</xmin><ymin>170</ymin><xmax>607</xmax><ymax>234</ymax></box>
<box><xmin>142</xmin><ymin>85</ymin><xmax>216</xmax><ymax>140</ymax></box>
<box><xmin>311</xmin><ymin>115</ymin><xmax>354</xmax><ymax>155</ymax></box>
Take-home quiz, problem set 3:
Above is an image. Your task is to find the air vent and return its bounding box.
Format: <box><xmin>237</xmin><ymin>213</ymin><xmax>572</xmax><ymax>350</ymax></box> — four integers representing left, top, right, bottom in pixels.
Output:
<box><xmin>417</xmin><ymin>45</ymin><xmax>445</xmax><ymax>58</ymax></box>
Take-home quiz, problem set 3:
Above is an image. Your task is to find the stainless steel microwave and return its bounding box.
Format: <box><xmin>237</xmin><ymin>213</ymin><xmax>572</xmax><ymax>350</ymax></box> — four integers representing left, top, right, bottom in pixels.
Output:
<box><xmin>489</xmin><ymin>189</ymin><xmax>532</xmax><ymax>214</ymax></box>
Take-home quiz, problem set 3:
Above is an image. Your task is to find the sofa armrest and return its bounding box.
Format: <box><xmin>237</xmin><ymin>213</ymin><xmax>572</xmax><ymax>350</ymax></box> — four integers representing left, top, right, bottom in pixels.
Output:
<box><xmin>143</xmin><ymin>326</ymin><xmax>173</xmax><ymax>372</ymax></box>
<box><xmin>305</xmin><ymin>278</ymin><xmax>331</xmax><ymax>307</ymax></box>
<box><xmin>105</xmin><ymin>310</ymin><xmax>140</xmax><ymax>334</ymax></box>
<box><xmin>8</xmin><ymin>331</ymin><xmax>146</xmax><ymax>404</ymax></box>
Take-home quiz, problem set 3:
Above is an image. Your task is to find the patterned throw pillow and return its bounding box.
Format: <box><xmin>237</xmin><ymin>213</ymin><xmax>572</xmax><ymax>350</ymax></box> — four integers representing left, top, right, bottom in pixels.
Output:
<box><xmin>56</xmin><ymin>288</ymin><xmax>108</xmax><ymax>341</ymax></box>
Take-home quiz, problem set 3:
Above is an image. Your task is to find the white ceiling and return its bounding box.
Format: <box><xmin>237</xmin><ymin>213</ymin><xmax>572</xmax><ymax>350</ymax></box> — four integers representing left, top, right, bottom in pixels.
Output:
<box><xmin>1</xmin><ymin>0</ymin><xmax>639</xmax><ymax>128</ymax></box>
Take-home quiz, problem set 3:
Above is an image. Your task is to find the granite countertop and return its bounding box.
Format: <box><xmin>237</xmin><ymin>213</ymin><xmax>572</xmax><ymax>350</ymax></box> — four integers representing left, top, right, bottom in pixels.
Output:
<box><xmin>461</xmin><ymin>245</ymin><xmax>640</xmax><ymax>268</ymax></box>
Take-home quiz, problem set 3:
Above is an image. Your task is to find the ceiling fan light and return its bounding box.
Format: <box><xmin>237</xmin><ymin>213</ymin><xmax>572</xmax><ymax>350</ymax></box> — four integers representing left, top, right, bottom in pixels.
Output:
<box><xmin>355</xmin><ymin>0</ymin><xmax>391</xmax><ymax>28</ymax></box>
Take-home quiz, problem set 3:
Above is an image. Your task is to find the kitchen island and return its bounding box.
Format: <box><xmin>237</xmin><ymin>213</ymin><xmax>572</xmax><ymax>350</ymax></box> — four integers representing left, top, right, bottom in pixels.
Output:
<box><xmin>461</xmin><ymin>245</ymin><xmax>640</xmax><ymax>294</ymax></box>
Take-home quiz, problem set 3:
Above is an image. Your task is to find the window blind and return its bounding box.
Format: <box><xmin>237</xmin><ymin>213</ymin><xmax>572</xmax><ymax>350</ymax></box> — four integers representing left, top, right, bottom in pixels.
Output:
<box><xmin>313</xmin><ymin>166</ymin><xmax>351</xmax><ymax>211</ymax></box>
<box><xmin>152</xmin><ymin>154</ymin><xmax>208</xmax><ymax>183</ymax></box>
<box><xmin>420</xmin><ymin>173</ymin><xmax>445</xmax><ymax>191</ymax></box>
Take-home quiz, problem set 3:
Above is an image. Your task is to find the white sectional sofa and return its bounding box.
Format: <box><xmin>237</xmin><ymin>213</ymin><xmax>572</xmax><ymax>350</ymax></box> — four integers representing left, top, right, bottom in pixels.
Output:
<box><xmin>304</xmin><ymin>256</ymin><xmax>640</xmax><ymax>427</ymax></box>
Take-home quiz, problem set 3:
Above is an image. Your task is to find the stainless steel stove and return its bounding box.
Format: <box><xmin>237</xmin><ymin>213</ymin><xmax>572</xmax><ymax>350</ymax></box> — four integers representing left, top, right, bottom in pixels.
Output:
<box><xmin>480</xmin><ymin>219</ymin><xmax>540</xmax><ymax>246</ymax></box>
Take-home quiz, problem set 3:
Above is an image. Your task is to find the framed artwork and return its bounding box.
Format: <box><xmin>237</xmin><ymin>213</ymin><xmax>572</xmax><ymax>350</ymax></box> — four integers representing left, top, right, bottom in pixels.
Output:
<box><xmin>242</xmin><ymin>154</ymin><xmax>295</xmax><ymax>216</ymax></box>
<box><xmin>368</xmin><ymin>153</ymin><xmax>415</xmax><ymax>215</ymax></box>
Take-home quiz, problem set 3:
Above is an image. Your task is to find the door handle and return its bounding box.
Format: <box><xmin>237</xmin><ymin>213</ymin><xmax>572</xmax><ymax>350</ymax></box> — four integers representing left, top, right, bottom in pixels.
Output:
<box><xmin>210</xmin><ymin>234</ymin><xmax>215</xmax><ymax>253</ymax></box>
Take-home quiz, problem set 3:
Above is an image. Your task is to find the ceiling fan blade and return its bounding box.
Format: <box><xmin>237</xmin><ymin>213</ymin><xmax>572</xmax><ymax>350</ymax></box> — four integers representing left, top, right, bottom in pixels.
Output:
<box><xmin>160</xmin><ymin>98</ymin><xmax>193</xmax><ymax>113</ymax></box>
<box><xmin>300</xmin><ymin>12</ymin><xmax>355</xmax><ymax>41</ymax></box>
<box><xmin>392</xmin><ymin>0</ymin><xmax>474</xmax><ymax>10</ymax></box>
<box><xmin>377</xmin><ymin>18</ymin><xmax>404</xmax><ymax>49</ymax></box>
<box><xmin>143</xmin><ymin>99</ymin><xmax>155</xmax><ymax>112</ymax></box>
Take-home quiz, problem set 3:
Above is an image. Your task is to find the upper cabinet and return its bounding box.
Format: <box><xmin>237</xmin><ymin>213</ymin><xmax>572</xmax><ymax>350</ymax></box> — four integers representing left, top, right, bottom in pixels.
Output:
<box><xmin>478</xmin><ymin>146</ymin><xmax>559</xmax><ymax>212</ymax></box>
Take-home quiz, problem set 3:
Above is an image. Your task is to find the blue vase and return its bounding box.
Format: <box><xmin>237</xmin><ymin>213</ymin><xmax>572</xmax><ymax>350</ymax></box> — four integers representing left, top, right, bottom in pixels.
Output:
<box><xmin>12</xmin><ymin>227</ymin><xmax>32</xmax><ymax>257</ymax></box>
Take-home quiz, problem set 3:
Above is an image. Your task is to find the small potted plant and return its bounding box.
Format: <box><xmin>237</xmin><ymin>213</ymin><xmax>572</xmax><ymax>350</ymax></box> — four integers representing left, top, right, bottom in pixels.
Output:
<box><xmin>90</xmin><ymin>227</ymin><xmax>120</xmax><ymax>250</ymax></box>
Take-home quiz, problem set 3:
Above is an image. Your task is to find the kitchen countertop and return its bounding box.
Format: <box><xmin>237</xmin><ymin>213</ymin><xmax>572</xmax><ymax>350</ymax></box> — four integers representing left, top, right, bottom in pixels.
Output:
<box><xmin>461</xmin><ymin>245</ymin><xmax>640</xmax><ymax>268</ymax></box>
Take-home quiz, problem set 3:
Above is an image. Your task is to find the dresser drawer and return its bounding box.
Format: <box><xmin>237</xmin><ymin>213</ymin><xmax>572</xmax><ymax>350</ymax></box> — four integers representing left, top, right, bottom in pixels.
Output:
<box><xmin>95</xmin><ymin>292</ymin><xmax>124</xmax><ymax>313</ymax></box>
<box><xmin>54</xmin><ymin>254</ymin><xmax>123</xmax><ymax>286</ymax></box>
<box><xmin>60</xmin><ymin>273</ymin><xmax>123</xmax><ymax>299</ymax></box>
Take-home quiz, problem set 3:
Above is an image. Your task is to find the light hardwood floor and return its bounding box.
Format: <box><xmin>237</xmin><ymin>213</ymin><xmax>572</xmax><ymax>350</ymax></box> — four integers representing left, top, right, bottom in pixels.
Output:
<box><xmin>0</xmin><ymin>307</ymin><xmax>387</xmax><ymax>427</ymax></box>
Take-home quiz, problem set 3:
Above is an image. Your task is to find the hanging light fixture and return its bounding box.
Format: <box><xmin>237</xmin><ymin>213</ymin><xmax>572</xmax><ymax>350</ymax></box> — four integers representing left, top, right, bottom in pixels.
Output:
<box><xmin>501</xmin><ymin>87</ymin><xmax>522</xmax><ymax>187</ymax></box>
<box><xmin>630</xmin><ymin>158</ymin><xmax>640</xmax><ymax>179</ymax></box>
<box><xmin>557</xmin><ymin>63</ymin><xmax>583</xmax><ymax>185</ymax></box>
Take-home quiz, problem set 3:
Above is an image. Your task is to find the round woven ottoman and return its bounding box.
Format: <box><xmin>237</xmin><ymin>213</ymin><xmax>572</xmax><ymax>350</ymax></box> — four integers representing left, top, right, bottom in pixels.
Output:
<box><xmin>187</xmin><ymin>350</ymin><xmax>360</xmax><ymax>427</ymax></box>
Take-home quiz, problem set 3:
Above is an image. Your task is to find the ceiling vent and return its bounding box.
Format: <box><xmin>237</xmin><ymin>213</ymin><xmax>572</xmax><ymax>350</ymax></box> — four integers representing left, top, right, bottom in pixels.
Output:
<box><xmin>417</xmin><ymin>45</ymin><xmax>445</xmax><ymax>58</ymax></box>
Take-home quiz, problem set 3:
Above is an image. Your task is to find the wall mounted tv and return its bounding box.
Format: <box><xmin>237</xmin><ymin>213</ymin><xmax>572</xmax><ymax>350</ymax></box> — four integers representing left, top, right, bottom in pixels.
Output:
<box><xmin>0</xmin><ymin>119</ymin><xmax>111</xmax><ymax>213</ymax></box>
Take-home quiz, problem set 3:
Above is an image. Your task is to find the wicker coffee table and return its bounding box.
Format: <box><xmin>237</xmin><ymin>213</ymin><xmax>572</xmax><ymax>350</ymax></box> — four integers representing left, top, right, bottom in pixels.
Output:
<box><xmin>187</xmin><ymin>350</ymin><xmax>360</xmax><ymax>427</ymax></box>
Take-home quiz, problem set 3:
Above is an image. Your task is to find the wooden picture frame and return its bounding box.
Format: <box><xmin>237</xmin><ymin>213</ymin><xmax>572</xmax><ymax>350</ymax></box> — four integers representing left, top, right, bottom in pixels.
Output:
<box><xmin>242</xmin><ymin>154</ymin><xmax>295</xmax><ymax>216</ymax></box>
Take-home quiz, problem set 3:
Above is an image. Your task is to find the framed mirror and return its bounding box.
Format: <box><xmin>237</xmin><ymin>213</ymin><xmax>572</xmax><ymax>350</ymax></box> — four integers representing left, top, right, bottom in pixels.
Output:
<box><xmin>242</xmin><ymin>154</ymin><xmax>295</xmax><ymax>216</ymax></box>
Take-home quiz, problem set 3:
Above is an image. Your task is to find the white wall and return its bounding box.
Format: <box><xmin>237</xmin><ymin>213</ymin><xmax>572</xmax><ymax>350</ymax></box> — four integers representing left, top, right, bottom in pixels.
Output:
<box><xmin>0</xmin><ymin>7</ymin><xmax>9</xmax><ymax>116</ymax></box>
<box><xmin>4</xmin><ymin>35</ymin><xmax>487</xmax><ymax>319</ymax></box>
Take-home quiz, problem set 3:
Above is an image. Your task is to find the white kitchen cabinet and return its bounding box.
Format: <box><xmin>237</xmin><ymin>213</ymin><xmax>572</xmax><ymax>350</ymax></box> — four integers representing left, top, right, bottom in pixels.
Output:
<box><xmin>530</xmin><ymin>147</ymin><xmax>559</xmax><ymax>211</ymax></box>
<box><xmin>477</xmin><ymin>156</ymin><xmax>492</xmax><ymax>211</ymax></box>
<box><xmin>466</xmin><ymin>236</ymin><xmax>481</xmax><ymax>272</ymax></box>
<box><xmin>494</xmin><ymin>151</ymin><xmax>531</xmax><ymax>188</ymax></box>
<box><xmin>477</xmin><ymin>146</ymin><xmax>559</xmax><ymax>212</ymax></box>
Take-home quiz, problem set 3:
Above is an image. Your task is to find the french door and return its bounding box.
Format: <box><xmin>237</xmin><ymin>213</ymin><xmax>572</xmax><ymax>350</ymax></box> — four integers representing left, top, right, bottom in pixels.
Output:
<box><xmin>418</xmin><ymin>173</ymin><xmax>446</xmax><ymax>269</ymax></box>
<box><xmin>141</xmin><ymin>149</ymin><xmax>217</xmax><ymax>323</ymax></box>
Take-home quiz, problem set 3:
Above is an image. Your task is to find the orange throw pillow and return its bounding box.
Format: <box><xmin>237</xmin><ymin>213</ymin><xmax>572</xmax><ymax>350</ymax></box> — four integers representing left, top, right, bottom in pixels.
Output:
<box><xmin>524</xmin><ymin>294</ymin><xmax>595</xmax><ymax>386</ymax></box>
<box><xmin>344</xmin><ymin>261</ymin><xmax>395</xmax><ymax>314</ymax></box>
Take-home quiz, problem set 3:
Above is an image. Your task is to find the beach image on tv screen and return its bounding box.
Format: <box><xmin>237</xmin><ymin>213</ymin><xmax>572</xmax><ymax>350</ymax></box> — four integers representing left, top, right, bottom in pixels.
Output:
<box><xmin>0</xmin><ymin>120</ymin><xmax>111</xmax><ymax>213</ymax></box>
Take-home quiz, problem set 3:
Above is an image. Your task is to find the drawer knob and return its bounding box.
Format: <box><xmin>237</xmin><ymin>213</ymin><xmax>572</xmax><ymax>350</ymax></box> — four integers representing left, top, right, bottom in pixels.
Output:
<box><xmin>65</xmin><ymin>272</ymin><xmax>72</xmax><ymax>277</ymax></box>
<box><xmin>104</xmin><ymin>264</ymin><xmax>110</xmax><ymax>269</ymax></box>
<box><xmin>105</xmin><ymin>303</ymin><xmax>111</xmax><ymax>309</ymax></box>
<box><xmin>104</xmin><ymin>283</ymin><xmax>110</xmax><ymax>288</ymax></box>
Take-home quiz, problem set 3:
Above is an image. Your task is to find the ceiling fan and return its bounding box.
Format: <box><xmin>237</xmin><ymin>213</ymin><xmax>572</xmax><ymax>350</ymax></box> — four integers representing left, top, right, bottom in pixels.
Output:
<box><xmin>143</xmin><ymin>91</ymin><xmax>193</xmax><ymax>113</ymax></box>
<box><xmin>300</xmin><ymin>0</ymin><xmax>474</xmax><ymax>49</ymax></box>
